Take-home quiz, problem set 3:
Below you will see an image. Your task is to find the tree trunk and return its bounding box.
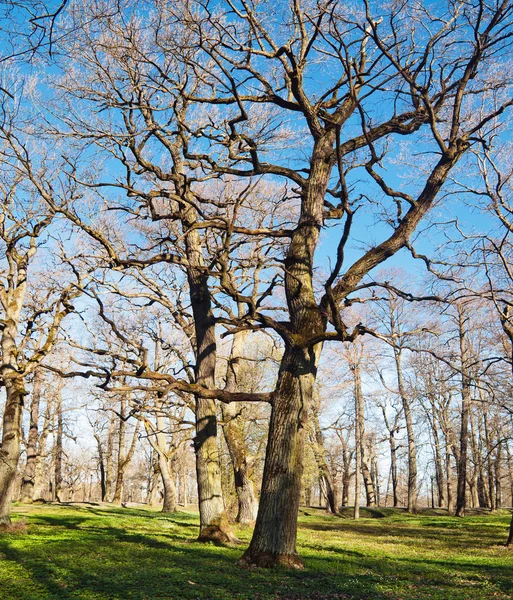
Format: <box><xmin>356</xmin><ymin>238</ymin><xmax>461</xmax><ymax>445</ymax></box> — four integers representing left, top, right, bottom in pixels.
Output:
<box><xmin>53</xmin><ymin>381</ymin><xmax>64</xmax><ymax>502</ymax></box>
<box><xmin>240</xmin><ymin>344</ymin><xmax>319</xmax><ymax>568</ymax></box>
<box><xmin>353</xmin><ymin>363</ymin><xmax>376</xmax><ymax>507</ymax></box>
<box><xmin>394</xmin><ymin>348</ymin><xmax>417</xmax><ymax>513</ymax></box>
<box><xmin>431</xmin><ymin>415</ymin><xmax>445</xmax><ymax>508</ymax></box>
<box><xmin>354</xmin><ymin>362</ymin><xmax>362</xmax><ymax>520</ymax></box>
<box><xmin>221</xmin><ymin>329</ymin><xmax>258</xmax><ymax>524</ymax></box>
<box><xmin>507</xmin><ymin>512</ymin><xmax>513</xmax><ymax>547</ymax></box>
<box><xmin>310</xmin><ymin>406</ymin><xmax>336</xmax><ymax>514</ymax></box>
<box><xmin>143</xmin><ymin>411</ymin><xmax>178</xmax><ymax>513</ymax></box>
<box><xmin>341</xmin><ymin>448</ymin><xmax>351</xmax><ymax>508</ymax></box>
<box><xmin>105</xmin><ymin>415</ymin><xmax>116</xmax><ymax>502</ymax></box>
<box><xmin>112</xmin><ymin>399</ymin><xmax>139</xmax><ymax>505</ymax></box>
<box><xmin>182</xmin><ymin>206</ymin><xmax>232</xmax><ymax>542</ymax></box>
<box><xmin>456</xmin><ymin>306</ymin><xmax>471</xmax><ymax>518</ymax></box>
<box><xmin>147</xmin><ymin>448</ymin><xmax>160</xmax><ymax>505</ymax></box>
<box><xmin>0</xmin><ymin>380</ymin><xmax>27</xmax><ymax>523</ymax></box>
<box><xmin>159</xmin><ymin>453</ymin><xmax>177</xmax><ymax>513</ymax></box>
<box><xmin>94</xmin><ymin>432</ymin><xmax>107</xmax><ymax>502</ymax></box>
<box><xmin>446</xmin><ymin>442</ymin><xmax>454</xmax><ymax>514</ymax></box>
<box><xmin>32</xmin><ymin>394</ymin><xmax>53</xmax><ymax>500</ymax></box>
<box><xmin>20</xmin><ymin>370</ymin><xmax>44</xmax><ymax>502</ymax></box>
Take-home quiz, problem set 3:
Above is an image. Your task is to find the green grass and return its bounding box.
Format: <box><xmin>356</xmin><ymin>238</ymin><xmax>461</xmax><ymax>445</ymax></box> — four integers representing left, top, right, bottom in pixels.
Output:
<box><xmin>0</xmin><ymin>503</ymin><xmax>512</xmax><ymax>599</ymax></box>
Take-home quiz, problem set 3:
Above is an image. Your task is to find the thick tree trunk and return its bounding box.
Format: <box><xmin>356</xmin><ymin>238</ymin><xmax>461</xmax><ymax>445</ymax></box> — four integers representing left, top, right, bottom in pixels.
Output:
<box><xmin>20</xmin><ymin>370</ymin><xmax>43</xmax><ymax>502</ymax></box>
<box><xmin>195</xmin><ymin>396</ymin><xmax>231</xmax><ymax>541</ymax></box>
<box><xmin>182</xmin><ymin>202</ymin><xmax>232</xmax><ymax>542</ymax></box>
<box><xmin>0</xmin><ymin>381</ymin><xmax>27</xmax><ymax>524</ymax></box>
<box><xmin>240</xmin><ymin>134</ymin><xmax>331</xmax><ymax>567</ymax></box>
<box><xmin>240</xmin><ymin>345</ymin><xmax>319</xmax><ymax>568</ymax></box>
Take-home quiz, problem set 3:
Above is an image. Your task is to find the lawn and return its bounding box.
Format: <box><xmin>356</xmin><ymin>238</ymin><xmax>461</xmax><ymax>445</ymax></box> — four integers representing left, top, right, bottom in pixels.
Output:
<box><xmin>0</xmin><ymin>503</ymin><xmax>511</xmax><ymax>600</ymax></box>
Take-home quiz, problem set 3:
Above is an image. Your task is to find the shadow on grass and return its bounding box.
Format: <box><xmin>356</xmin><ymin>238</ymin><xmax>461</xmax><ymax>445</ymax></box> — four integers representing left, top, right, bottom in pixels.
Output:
<box><xmin>0</xmin><ymin>522</ymin><xmax>355</xmax><ymax>600</ymax></box>
<box><xmin>1</xmin><ymin>506</ymin><xmax>512</xmax><ymax>600</ymax></box>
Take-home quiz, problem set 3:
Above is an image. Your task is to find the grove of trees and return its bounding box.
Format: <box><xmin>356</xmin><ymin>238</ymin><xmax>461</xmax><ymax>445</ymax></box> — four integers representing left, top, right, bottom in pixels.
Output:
<box><xmin>1</xmin><ymin>0</ymin><xmax>513</xmax><ymax>569</ymax></box>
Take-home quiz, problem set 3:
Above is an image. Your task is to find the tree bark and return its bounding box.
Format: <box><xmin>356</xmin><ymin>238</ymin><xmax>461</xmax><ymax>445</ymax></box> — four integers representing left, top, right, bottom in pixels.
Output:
<box><xmin>310</xmin><ymin>402</ymin><xmax>336</xmax><ymax>514</ymax></box>
<box><xmin>456</xmin><ymin>305</ymin><xmax>471</xmax><ymax>517</ymax></box>
<box><xmin>354</xmin><ymin>362</ymin><xmax>362</xmax><ymax>520</ymax></box>
<box><xmin>143</xmin><ymin>412</ymin><xmax>178</xmax><ymax>513</ymax></box>
<box><xmin>112</xmin><ymin>399</ymin><xmax>140</xmax><ymax>505</ymax></box>
<box><xmin>240</xmin><ymin>344</ymin><xmax>320</xmax><ymax>567</ymax></box>
<box><xmin>53</xmin><ymin>381</ymin><xmax>64</xmax><ymax>503</ymax></box>
<box><xmin>0</xmin><ymin>380</ymin><xmax>27</xmax><ymax>523</ymax></box>
<box><xmin>382</xmin><ymin>406</ymin><xmax>400</xmax><ymax>508</ymax></box>
<box><xmin>20</xmin><ymin>370</ymin><xmax>44</xmax><ymax>502</ymax></box>
<box><xmin>147</xmin><ymin>448</ymin><xmax>160</xmax><ymax>506</ymax></box>
<box><xmin>394</xmin><ymin>347</ymin><xmax>417</xmax><ymax>513</ymax></box>
<box><xmin>507</xmin><ymin>512</ymin><xmax>513</xmax><ymax>547</ymax></box>
<box><xmin>221</xmin><ymin>329</ymin><xmax>258</xmax><ymax>524</ymax></box>
<box><xmin>159</xmin><ymin>453</ymin><xmax>177</xmax><ymax>513</ymax></box>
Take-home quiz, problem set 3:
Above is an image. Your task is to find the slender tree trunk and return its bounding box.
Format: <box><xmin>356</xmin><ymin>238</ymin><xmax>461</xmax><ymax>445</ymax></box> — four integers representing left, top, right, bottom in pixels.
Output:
<box><xmin>221</xmin><ymin>329</ymin><xmax>258</xmax><ymax>524</ymax></box>
<box><xmin>20</xmin><ymin>370</ymin><xmax>44</xmax><ymax>502</ymax></box>
<box><xmin>354</xmin><ymin>364</ymin><xmax>375</xmax><ymax>507</ymax></box>
<box><xmin>105</xmin><ymin>415</ymin><xmax>116</xmax><ymax>502</ymax></box>
<box><xmin>94</xmin><ymin>432</ymin><xmax>107</xmax><ymax>502</ymax></box>
<box><xmin>182</xmin><ymin>461</ymin><xmax>188</xmax><ymax>507</ymax></box>
<box><xmin>354</xmin><ymin>362</ymin><xmax>362</xmax><ymax>520</ymax></box>
<box><xmin>507</xmin><ymin>512</ymin><xmax>513</xmax><ymax>547</ymax></box>
<box><xmin>456</xmin><ymin>306</ymin><xmax>471</xmax><ymax>517</ymax></box>
<box><xmin>53</xmin><ymin>381</ymin><xmax>64</xmax><ymax>502</ymax></box>
<box><xmin>310</xmin><ymin>407</ymin><xmax>336</xmax><ymax>514</ymax></box>
<box><xmin>495</xmin><ymin>442</ymin><xmax>503</xmax><ymax>510</ymax></box>
<box><xmin>394</xmin><ymin>348</ymin><xmax>417</xmax><ymax>513</ymax></box>
<box><xmin>446</xmin><ymin>440</ymin><xmax>454</xmax><ymax>514</ymax></box>
<box><xmin>143</xmin><ymin>412</ymin><xmax>178</xmax><ymax>513</ymax></box>
<box><xmin>112</xmin><ymin>399</ymin><xmax>140</xmax><ymax>505</ymax></box>
<box><xmin>341</xmin><ymin>455</ymin><xmax>351</xmax><ymax>508</ymax></box>
<box><xmin>431</xmin><ymin>416</ymin><xmax>445</xmax><ymax>508</ymax></box>
<box><xmin>112</xmin><ymin>401</ymin><xmax>127</xmax><ymax>505</ymax></box>
<box><xmin>32</xmin><ymin>394</ymin><xmax>53</xmax><ymax>500</ymax></box>
<box><xmin>147</xmin><ymin>448</ymin><xmax>160</xmax><ymax>505</ymax></box>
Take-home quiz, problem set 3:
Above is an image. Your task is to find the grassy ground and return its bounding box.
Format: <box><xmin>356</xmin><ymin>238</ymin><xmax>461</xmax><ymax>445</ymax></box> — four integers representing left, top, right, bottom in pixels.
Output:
<box><xmin>0</xmin><ymin>503</ymin><xmax>511</xmax><ymax>600</ymax></box>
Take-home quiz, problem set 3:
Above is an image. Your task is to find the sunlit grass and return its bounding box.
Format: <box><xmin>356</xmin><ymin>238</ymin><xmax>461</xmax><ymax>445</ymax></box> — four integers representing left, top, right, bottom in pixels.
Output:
<box><xmin>0</xmin><ymin>503</ymin><xmax>511</xmax><ymax>599</ymax></box>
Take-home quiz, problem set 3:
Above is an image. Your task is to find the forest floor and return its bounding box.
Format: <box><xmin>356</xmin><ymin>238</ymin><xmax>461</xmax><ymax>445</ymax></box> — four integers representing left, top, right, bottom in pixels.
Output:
<box><xmin>0</xmin><ymin>503</ymin><xmax>512</xmax><ymax>600</ymax></box>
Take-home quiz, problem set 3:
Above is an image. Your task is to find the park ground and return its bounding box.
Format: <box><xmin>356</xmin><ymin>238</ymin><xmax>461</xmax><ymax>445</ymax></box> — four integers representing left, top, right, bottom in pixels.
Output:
<box><xmin>0</xmin><ymin>504</ymin><xmax>512</xmax><ymax>600</ymax></box>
